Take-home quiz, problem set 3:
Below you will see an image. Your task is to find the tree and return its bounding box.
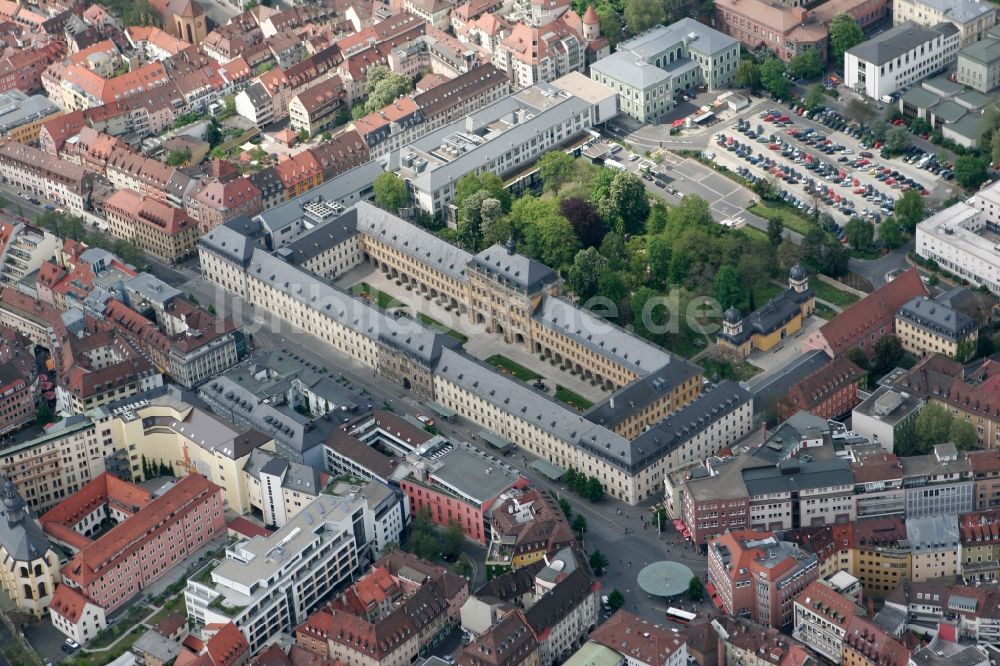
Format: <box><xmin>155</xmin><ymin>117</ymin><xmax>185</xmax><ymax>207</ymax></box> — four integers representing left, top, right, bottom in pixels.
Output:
<box><xmin>454</xmin><ymin>554</ymin><xmax>474</xmax><ymax>577</ymax></box>
<box><xmin>830</xmin><ymin>14</ymin><xmax>864</xmax><ymax>62</ymax></box>
<box><xmin>803</xmin><ymin>227</ymin><xmax>850</xmax><ymax>276</ymax></box>
<box><xmin>910</xmin><ymin>117</ymin><xmax>932</xmax><ymax>135</ymax></box>
<box><xmin>584</xmin><ymin>476</ymin><xmax>604</xmax><ymax>502</ymax></box>
<box><xmin>589</xmin><ymin>550</ymin><xmax>609</xmax><ymax>576</ymax></box>
<box><xmin>846</xmin><ymin>347</ymin><xmax>870</xmax><ymax>371</ymax></box>
<box><xmin>872</xmin><ymin>334</ymin><xmax>903</xmax><ymax>376</ymax></box>
<box><xmin>878</xmin><ymin>217</ymin><xmax>902</xmax><ymax>249</ymax></box>
<box><xmin>363</xmin><ymin>66</ymin><xmax>413</xmax><ymax>112</ymax></box>
<box><xmin>568</xmin><ymin>248</ymin><xmax>610</xmax><ymax>300</ymax></box>
<box><xmin>894</xmin><ymin>189</ymin><xmax>925</xmax><ymax>233</ymax></box>
<box><xmin>561</xmin><ymin>197</ymin><xmax>605</xmax><ymax>248</ymax></box>
<box><xmin>442</xmin><ymin>520</ymin><xmax>465</xmax><ymax>560</ymax></box>
<box><xmin>767</xmin><ymin>218</ymin><xmax>784</xmax><ymax>246</ymax></box>
<box><xmin>296</xmin><ymin>128</ymin><xmax>310</xmax><ymax>143</ymax></box>
<box><xmin>35</xmin><ymin>402</ymin><xmax>53</xmax><ymax>425</ymax></box>
<box><xmin>558</xmin><ymin>497</ymin><xmax>572</xmax><ymax>518</ymax></box>
<box><xmin>955</xmin><ymin>154</ymin><xmax>990</xmax><ymax>189</ymax></box>
<box><xmin>605</xmin><ymin>171</ymin><xmax>649</xmax><ymax>236</ymax></box>
<box><xmin>788</xmin><ymin>49</ymin><xmax>824</xmax><ymax>81</ymax></box>
<box><xmin>713</xmin><ymin>265</ymin><xmax>743</xmax><ymax>309</ymax></box>
<box><xmin>373</xmin><ymin>172</ymin><xmax>408</xmax><ymax>212</ymax></box>
<box><xmin>572</xmin><ymin>514</ymin><xmax>588</xmax><ymax>538</ymax></box>
<box><xmin>647</xmin><ymin>235</ymin><xmax>672</xmax><ymax>288</ymax></box>
<box><xmin>915</xmin><ymin>403</ymin><xmax>954</xmax><ymax>453</ymax></box>
<box><xmin>596</xmin><ymin>6</ymin><xmax>622</xmax><ymax>47</ymax></box>
<box><xmin>844</xmin><ymin>217</ymin><xmax>874</xmax><ymax>250</ymax></box>
<box><xmin>869</xmin><ymin>119</ymin><xmax>890</xmax><ymax>142</ymax></box>
<box><xmin>455</xmin><ymin>172</ymin><xmax>511</xmax><ymax>212</ymax></box>
<box><xmin>991</xmin><ymin>130</ymin><xmax>1000</xmax><ymax>167</ymax></box>
<box><xmin>884</xmin><ymin>126</ymin><xmax>912</xmax><ymax>155</ymax></box>
<box><xmin>203</xmin><ymin>119</ymin><xmax>223</xmax><ymax>147</ymax></box>
<box><xmin>734</xmin><ymin>60</ymin><xmax>760</xmax><ymax>90</ymax></box>
<box><xmin>759</xmin><ymin>57</ymin><xmax>791</xmax><ymax>99</ymax></box>
<box><xmin>521</xmin><ymin>206</ymin><xmax>580</xmax><ymax>269</ymax></box>
<box><xmin>165</xmin><ymin>148</ymin><xmax>191</xmax><ymax>166</ymax></box>
<box><xmin>752</xmin><ymin>176</ymin><xmax>780</xmax><ymax>201</ymax></box>
<box><xmin>458</xmin><ymin>189</ymin><xmax>492</xmax><ymax>251</ymax></box>
<box><xmin>846</xmin><ymin>98</ymin><xmax>878</xmax><ymax>130</ymax></box>
<box><xmin>624</xmin><ymin>0</ymin><xmax>665</xmax><ymax>34</ymax></box>
<box><xmin>537</xmin><ymin>151</ymin><xmax>575</xmax><ymax>193</ymax></box>
<box><xmin>646</xmin><ymin>201</ymin><xmax>669</xmax><ymax>235</ymax></box>
<box><xmin>951</xmin><ymin>418</ymin><xmax>978</xmax><ymax>450</ymax></box>
<box><xmin>688</xmin><ymin>576</ymin><xmax>706</xmax><ymax>601</ymax></box>
<box><xmin>804</xmin><ymin>84</ymin><xmax>825</xmax><ymax>111</ymax></box>
<box><xmin>607</xmin><ymin>589</ymin><xmax>625</xmax><ymax>612</ymax></box>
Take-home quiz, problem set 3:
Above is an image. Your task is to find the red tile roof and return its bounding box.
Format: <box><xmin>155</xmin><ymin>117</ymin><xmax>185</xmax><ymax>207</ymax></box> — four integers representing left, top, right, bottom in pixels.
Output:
<box><xmin>40</xmin><ymin>472</ymin><xmax>152</xmax><ymax>549</ymax></box>
<box><xmin>50</xmin><ymin>584</ymin><xmax>92</xmax><ymax>624</ymax></box>
<box><xmin>206</xmin><ymin>622</ymin><xmax>250</xmax><ymax>666</ymax></box>
<box><xmin>227</xmin><ymin>516</ymin><xmax>272</xmax><ymax>539</ymax></box>
<box><xmin>794</xmin><ymin>580</ymin><xmax>857</xmax><ymax>630</ymax></box>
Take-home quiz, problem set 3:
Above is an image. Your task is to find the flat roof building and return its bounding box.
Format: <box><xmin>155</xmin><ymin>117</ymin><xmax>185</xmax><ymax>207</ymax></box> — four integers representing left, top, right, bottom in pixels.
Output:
<box><xmin>846</xmin><ymin>21</ymin><xmax>960</xmax><ymax>100</ymax></box>
<box><xmin>916</xmin><ymin>193</ymin><xmax>1000</xmax><ymax>295</ymax></box>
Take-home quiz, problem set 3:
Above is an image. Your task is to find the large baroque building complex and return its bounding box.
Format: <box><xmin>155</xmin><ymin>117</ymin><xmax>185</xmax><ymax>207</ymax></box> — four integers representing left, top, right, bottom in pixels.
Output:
<box><xmin>197</xmin><ymin>195</ymin><xmax>768</xmax><ymax>505</ymax></box>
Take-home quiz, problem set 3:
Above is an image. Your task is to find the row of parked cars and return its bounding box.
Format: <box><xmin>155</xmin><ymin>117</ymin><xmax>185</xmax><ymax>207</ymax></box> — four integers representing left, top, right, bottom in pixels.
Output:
<box><xmin>899</xmin><ymin>145</ymin><xmax>956</xmax><ymax>179</ymax></box>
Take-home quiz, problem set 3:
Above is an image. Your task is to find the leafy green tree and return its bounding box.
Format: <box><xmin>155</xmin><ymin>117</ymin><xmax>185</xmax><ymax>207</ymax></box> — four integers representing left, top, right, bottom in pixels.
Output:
<box><xmin>870</xmin><ymin>119</ymin><xmax>890</xmax><ymax>141</ymax></box>
<box><xmin>878</xmin><ymin>218</ymin><xmax>902</xmax><ymax>249</ymax></box>
<box><xmin>596</xmin><ymin>6</ymin><xmax>622</xmax><ymax>47</ymax></box>
<box><xmin>35</xmin><ymin>402</ymin><xmax>53</xmax><ymax>425</ymax></box>
<box><xmin>203</xmin><ymin>119</ymin><xmax>223</xmax><ymax>147</ymax></box>
<box><xmin>607</xmin><ymin>589</ymin><xmax>625</xmax><ymax>612</ymax></box>
<box><xmin>830</xmin><ymin>14</ymin><xmax>864</xmax><ymax>62</ymax></box>
<box><xmin>872</xmin><ymin>334</ymin><xmax>903</xmax><ymax>376</ymax></box>
<box><xmin>297</xmin><ymin>128</ymin><xmax>310</xmax><ymax>143</ymax></box>
<box><xmin>894</xmin><ymin>189</ymin><xmax>925</xmax><ymax>233</ymax></box>
<box><xmin>688</xmin><ymin>576</ymin><xmax>705</xmax><ymax>601</ymax></box>
<box><xmin>955</xmin><ymin>154</ymin><xmax>990</xmax><ymax>189</ymax></box>
<box><xmin>454</xmin><ymin>553</ymin><xmax>474</xmax><ymax>577</ymax></box>
<box><xmin>884</xmin><ymin>126</ymin><xmax>911</xmax><ymax>155</ymax></box>
<box><xmin>759</xmin><ymin>57</ymin><xmax>791</xmax><ymax>98</ymax></box>
<box><xmin>647</xmin><ymin>235</ymin><xmax>672</xmax><ymax>288</ymax></box>
<box><xmin>597</xmin><ymin>271</ymin><xmax>629</xmax><ymax>306</ymax></box>
<box><xmin>767</xmin><ymin>218</ymin><xmax>784</xmax><ymax>246</ymax></box>
<box><xmin>734</xmin><ymin>60</ymin><xmax>760</xmax><ymax>90</ymax></box>
<box><xmin>991</xmin><ymin>130</ymin><xmax>1000</xmax><ymax>167</ymax></box>
<box><xmin>950</xmin><ymin>418</ymin><xmax>978</xmax><ymax>450</ymax></box>
<box><xmin>624</xmin><ymin>0</ymin><xmax>665</xmax><ymax>34</ymax></box>
<box><xmin>846</xmin><ymin>98</ymin><xmax>878</xmax><ymax>130</ymax></box>
<box><xmin>569</xmin><ymin>248</ymin><xmax>610</xmax><ymax>300</ymax></box>
<box><xmin>713</xmin><ymin>265</ymin><xmax>743</xmax><ymax>309</ymax></box>
<box><xmin>165</xmin><ymin>148</ymin><xmax>191</xmax><ymax>166</ymax></box>
<box><xmin>442</xmin><ymin>520</ymin><xmax>465</xmax><ymax>559</ymax></box>
<box><xmin>363</xmin><ymin>65</ymin><xmax>413</xmax><ymax>112</ymax></box>
<box><xmin>915</xmin><ymin>403</ymin><xmax>956</xmax><ymax>452</ymax></box>
<box><xmin>910</xmin><ymin>118</ymin><xmax>932</xmax><ymax>135</ymax></box>
<box><xmin>804</xmin><ymin>84</ymin><xmax>825</xmax><ymax>111</ymax></box>
<box><xmin>373</xmin><ymin>172</ymin><xmax>408</xmax><ymax>212</ymax></box>
<box><xmin>584</xmin><ymin>476</ymin><xmax>604</xmax><ymax>502</ymax></box>
<box><xmin>458</xmin><ymin>190</ymin><xmax>491</xmax><ymax>251</ymax></box>
<box><xmin>572</xmin><ymin>514</ymin><xmax>588</xmax><ymax>537</ymax></box>
<box><xmin>803</xmin><ymin>227</ymin><xmax>850</xmax><ymax>276</ymax></box>
<box><xmin>537</xmin><ymin>151</ymin><xmax>575</xmax><ymax>193</ymax></box>
<box><xmin>455</xmin><ymin>172</ymin><xmax>511</xmax><ymax>212</ymax></box>
<box><xmin>788</xmin><ymin>49</ymin><xmax>824</xmax><ymax>81</ymax></box>
<box><xmin>844</xmin><ymin>217</ymin><xmax>874</xmax><ymax>250</ymax></box>
<box><xmin>604</xmin><ymin>171</ymin><xmax>649</xmax><ymax>236</ymax></box>
<box><xmin>558</xmin><ymin>498</ymin><xmax>572</xmax><ymax>518</ymax></box>
<box><xmin>846</xmin><ymin>347</ymin><xmax>870</xmax><ymax>371</ymax></box>
<box><xmin>646</xmin><ymin>201</ymin><xmax>669</xmax><ymax>235</ymax></box>
<box><xmin>589</xmin><ymin>550</ymin><xmax>609</xmax><ymax>575</ymax></box>
<box><xmin>752</xmin><ymin>176</ymin><xmax>780</xmax><ymax>201</ymax></box>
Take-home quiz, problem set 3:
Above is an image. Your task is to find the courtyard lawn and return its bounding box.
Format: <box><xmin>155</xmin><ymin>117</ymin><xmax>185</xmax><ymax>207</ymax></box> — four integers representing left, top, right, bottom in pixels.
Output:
<box><xmin>487</xmin><ymin>355</ymin><xmax>541</xmax><ymax>382</ymax></box>
<box><xmin>748</xmin><ymin>201</ymin><xmax>823</xmax><ymax>238</ymax></box>
<box><xmin>698</xmin><ymin>358</ymin><xmax>764</xmax><ymax>383</ymax></box>
<box><xmin>353</xmin><ymin>282</ymin><xmax>400</xmax><ymax>310</ymax></box>
<box><xmin>66</xmin><ymin>627</ymin><xmax>146</xmax><ymax>666</ymax></box>
<box><xmin>148</xmin><ymin>593</ymin><xmax>186</xmax><ymax>625</ymax></box>
<box><xmin>811</xmin><ymin>279</ymin><xmax>860</xmax><ymax>308</ymax></box>
<box><xmin>88</xmin><ymin>605</ymin><xmax>150</xmax><ymax>649</ymax></box>
<box><xmin>417</xmin><ymin>313</ymin><xmax>468</xmax><ymax>344</ymax></box>
<box><xmin>555</xmin><ymin>385</ymin><xmax>593</xmax><ymax>411</ymax></box>
<box><xmin>814</xmin><ymin>302</ymin><xmax>838</xmax><ymax>320</ymax></box>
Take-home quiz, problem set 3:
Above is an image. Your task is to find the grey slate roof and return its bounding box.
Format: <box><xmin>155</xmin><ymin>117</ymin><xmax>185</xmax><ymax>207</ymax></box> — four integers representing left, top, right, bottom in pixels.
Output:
<box><xmin>847</xmin><ymin>21</ymin><xmax>953</xmax><ymax>65</ymax></box>
<box><xmin>897</xmin><ymin>296</ymin><xmax>977</xmax><ymax>341</ymax></box>
<box><xmin>959</xmin><ymin>36</ymin><xmax>1000</xmax><ymax>66</ymax></box>
<box><xmin>0</xmin><ymin>91</ymin><xmax>60</xmax><ymax>135</ymax></box>
<box><xmin>281</xmin><ymin>209</ymin><xmax>360</xmax><ymax>266</ymax></box>
<box><xmin>619</xmin><ymin>19</ymin><xmax>737</xmax><ymax>58</ymax></box>
<box><xmin>469</xmin><ymin>242</ymin><xmax>556</xmax><ymax>294</ymax></box>
<box><xmin>742</xmin><ymin>458</ymin><xmax>854</xmax><ymax>496</ymax></box>
<box><xmin>914</xmin><ymin>0</ymin><xmax>997</xmax><ymax>24</ymax></box>
<box><xmin>905</xmin><ymin>514</ymin><xmax>960</xmax><ymax>552</ymax></box>
<box><xmin>0</xmin><ymin>477</ymin><xmax>52</xmax><ymax>563</ymax></box>
<box><xmin>199</xmin><ymin>222</ymin><xmax>256</xmax><ymax>267</ymax></box>
<box><xmin>900</xmin><ymin>87</ymin><xmax>941</xmax><ymax>110</ymax></box>
<box><xmin>717</xmin><ymin>287</ymin><xmax>811</xmax><ymax>346</ymax></box>
<box><xmin>584</xmin><ymin>363</ymin><xmax>704</xmax><ymax>427</ymax></box>
<box><xmin>931</xmin><ymin>100</ymin><xmax>967</xmax><ymax>123</ymax></box>
<box><xmin>590</xmin><ymin>51</ymin><xmax>670</xmax><ymax>90</ymax></box>
<box><xmin>748</xmin><ymin>349</ymin><xmax>830</xmax><ymax>414</ymax></box>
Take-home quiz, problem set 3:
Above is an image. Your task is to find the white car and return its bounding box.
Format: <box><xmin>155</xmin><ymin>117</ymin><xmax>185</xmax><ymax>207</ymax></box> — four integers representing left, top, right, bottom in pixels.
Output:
<box><xmin>416</xmin><ymin>414</ymin><xmax>434</xmax><ymax>426</ymax></box>
<box><xmin>627</xmin><ymin>152</ymin><xmax>639</xmax><ymax>161</ymax></box>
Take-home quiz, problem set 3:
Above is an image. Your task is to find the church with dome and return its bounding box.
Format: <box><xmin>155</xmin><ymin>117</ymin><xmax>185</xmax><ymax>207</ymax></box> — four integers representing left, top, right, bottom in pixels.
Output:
<box><xmin>716</xmin><ymin>264</ymin><xmax>815</xmax><ymax>358</ymax></box>
<box><xmin>0</xmin><ymin>475</ymin><xmax>61</xmax><ymax>618</ymax></box>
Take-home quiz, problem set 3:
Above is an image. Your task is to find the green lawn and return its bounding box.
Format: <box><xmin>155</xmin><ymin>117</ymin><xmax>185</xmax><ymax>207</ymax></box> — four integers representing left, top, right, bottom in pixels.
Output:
<box><xmin>748</xmin><ymin>201</ymin><xmax>824</xmax><ymax>238</ymax></box>
<box><xmin>148</xmin><ymin>593</ymin><xmax>186</xmax><ymax>625</ymax></box>
<box><xmin>417</xmin><ymin>313</ymin><xmax>468</xmax><ymax>344</ymax></box>
<box><xmin>353</xmin><ymin>282</ymin><xmax>401</xmax><ymax>310</ymax></box>
<box><xmin>88</xmin><ymin>605</ymin><xmax>150</xmax><ymax>649</ymax></box>
<box><xmin>698</xmin><ymin>358</ymin><xmax>764</xmax><ymax>382</ymax></box>
<box><xmin>67</xmin><ymin>627</ymin><xmax>146</xmax><ymax>666</ymax></box>
<box><xmin>3</xmin><ymin>641</ymin><xmax>41</xmax><ymax>666</ymax></box>
<box><xmin>555</xmin><ymin>385</ymin><xmax>593</xmax><ymax>411</ymax></box>
<box><xmin>736</xmin><ymin>225</ymin><xmax>769</xmax><ymax>242</ymax></box>
<box><xmin>814</xmin><ymin>302</ymin><xmax>838</xmax><ymax>320</ymax></box>
<box><xmin>487</xmin><ymin>355</ymin><xmax>541</xmax><ymax>381</ymax></box>
<box><xmin>812</xmin><ymin>280</ymin><xmax>860</xmax><ymax>308</ymax></box>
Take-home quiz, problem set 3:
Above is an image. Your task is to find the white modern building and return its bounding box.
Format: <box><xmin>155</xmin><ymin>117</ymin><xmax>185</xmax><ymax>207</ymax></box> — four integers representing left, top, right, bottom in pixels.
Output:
<box><xmin>184</xmin><ymin>494</ymin><xmax>366</xmax><ymax>653</ymax></box>
<box><xmin>845</xmin><ymin>21</ymin><xmax>960</xmax><ymax>99</ymax></box>
<box><xmin>916</xmin><ymin>186</ymin><xmax>1000</xmax><ymax>295</ymax></box>
<box><xmin>851</xmin><ymin>387</ymin><xmax>923</xmax><ymax>453</ymax></box>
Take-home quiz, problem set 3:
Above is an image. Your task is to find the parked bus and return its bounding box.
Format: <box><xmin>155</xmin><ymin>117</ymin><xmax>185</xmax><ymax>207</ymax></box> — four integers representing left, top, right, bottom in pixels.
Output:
<box><xmin>666</xmin><ymin>607</ymin><xmax>697</xmax><ymax>624</ymax></box>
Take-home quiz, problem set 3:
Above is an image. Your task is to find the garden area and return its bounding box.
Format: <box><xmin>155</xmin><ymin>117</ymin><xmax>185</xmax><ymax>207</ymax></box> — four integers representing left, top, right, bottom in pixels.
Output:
<box><xmin>486</xmin><ymin>355</ymin><xmax>540</xmax><ymax>382</ymax></box>
<box><xmin>63</xmin><ymin>626</ymin><xmax>146</xmax><ymax>666</ymax></box>
<box><xmin>555</xmin><ymin>385</ymin><xmax>593</xmax><ymax>411</ymax></box>
<box><xmin>747</xmin><ymin>201</ymin><xmax>818</xmax><ymax>238</ymax></box>
<box><xmin>417</xmin><ymin>313</ymin><xmax>468</xmax><ymax>344</ymax></box>
<box><xmin>352</xmin><ymin>282</ymin><xmax>400</xmax><ymax>310</ymax></box>
<box><xmin>811</xmin><ymin>279</ymin><xmax>860</xmax><ymax>308</ymax></box>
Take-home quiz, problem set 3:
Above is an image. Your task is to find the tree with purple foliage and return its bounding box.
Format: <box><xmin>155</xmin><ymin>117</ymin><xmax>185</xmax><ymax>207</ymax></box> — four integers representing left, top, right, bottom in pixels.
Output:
<box><xmin>560</xmin><ymin>197</ymin><xmax>606</xmax><ymax>248</ymax></box>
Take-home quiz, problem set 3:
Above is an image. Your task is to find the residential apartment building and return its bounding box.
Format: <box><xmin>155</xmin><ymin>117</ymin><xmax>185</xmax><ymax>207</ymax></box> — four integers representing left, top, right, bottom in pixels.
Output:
<box><xmin>901</xmin><ymin>443</ymin><xmax>974</xmax><ymax>518</ymax></box>
<box><xmin>792</xmin><ymin>580</ymin><xmax>858</xmax><ymax>664</ymax></box>
<box><xmin>845</xmin><ymin>21</ymin><xmax>960</xmax><ymax>100</ymax></box>
<box><xmin>895</xmin><ymin>296</ymin><xmax>979</xmax><ymax>360</ymax></box>
<box><xmin>834</xmin><ymin>518</ymin><xmax>911</xmax><ymax>596</ymax></box>
<box><xmin>0</xmin><ymin>220</ymin><xmax>59</xmax><ymax>286</ymax></box>
<box><xmin>907</xmin><ymin>513</ymin><xmax>960</xmax><ymax>581</ymax></box>
<box><xmin>590</xmin><ymin>19</ymin><xmax>738</xmax><ymax>122</ymax></box>
<box><xmin>970</xmin><ymin>450</ymin><xmax>1000</xmax><ymax>510</ymax></box>
<box><xmin>779</xmin><ymin>355</ymin><xmax>865</xmax><ymax>421</ymax></box>
<box><xmin>459</xmin><ymin>612</ymin><xmax>539</xmax><ymax>666</ymax></box>
<box><xmin>0</xmin><ymin>476</ymin><xmax>61</xmax><ymax>619</ymax></box>
<box><xmin>708</xmin><ymin>529</ymin><xmax>820</xmax><ymax>627</ymax></box>
<box><xmin>103</xmin><ymin>189</ymin><xmax>200</xmax><ymax>263</ymax></box>
<box><xmin>0</xmin><ymin>90</ymin><xmax>61</xmax><ymax>144</ymax></box>
<box><xmin>880</xmin><ymin>579</ymin><xmax>1000</xmax><ymax>644</ymax></box>
<box><xmin>486</xmin><ymin>487</ymin><xmax>575</xmax><ymax>572</ymax></box>
<box><xmin>958</xmin><ymin>509</ymin><xmax>1000</xmax><ymax>581</ymax></box>
<box><xmin>850</xmin><ymin>450</ymin><xmax>905</xmax><ymax>519</ymax></box>
<box><xmin>589</xmin><ymin>610</ymin><xmax>688</xmax><ymax>666</ymax></box>
<box><xmin>184</xmin><ymin>494</ymin><xmax>365</xmax><ymax>653</ymax></box>
<box><xmin>893</xmin><ymin>0</ymin><xmax>997</xmax><ymax>47</ymax></box>
<box><xmin>288</xmin><ymin>76</ymin><xmax>346</xmax><ymax>135</ymax></box>
<box><xmin>957</xmin><ymin>26</ymin><xmax>1000</xmax><ymax>92</ymax></box>
<box><xmin>712</xmin><ymin>616</ymin><xmax>818</xmax><ymax>666</ymax></box>
<box><xmin>46</xmin><ymin>474</ymin><xmax>225</xmax><ymax>638</ymax></box>
<box><xmin>0</xmin><ymin>139</ymin><xmax>92</xmax><ymax>214</ymax></box>
<box><xmin>199</xmin><ymin>198</ymin><xmax>706</xmax><ymax>506</ymax></box>
<box><xmin>185</xmin><ymin>171</ymin><xmax>264</xmax><ymax>234</ymax></box>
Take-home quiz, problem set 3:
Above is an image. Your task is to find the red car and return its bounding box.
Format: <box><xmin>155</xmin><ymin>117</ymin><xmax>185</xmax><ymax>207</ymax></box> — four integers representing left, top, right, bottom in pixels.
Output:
<box><xmin>778</xmin><ymin>115</ymin><xmax>790</xmax><ymax>122</ymax></box>
<box><xmin>921</xmin><ymin>189</ymin><xmax>930</xmax><ymax>195</ymax></box>
<box><xmin>854</xmin><ymin>187</ymin><xmax>866</xmax><ymax>194</ymax></box>
<box><xmin>769</xmin><ymin>143</ymin><xmax>781</xmax><ymax>150</ymax></box>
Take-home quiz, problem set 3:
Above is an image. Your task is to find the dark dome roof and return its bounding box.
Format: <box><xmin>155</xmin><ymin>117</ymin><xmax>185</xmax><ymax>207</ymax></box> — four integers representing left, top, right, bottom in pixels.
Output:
<box><xmin>724</xmin><ymin>307</ymin><xmax>742</xmax><ymax>324</ymax></box>
<box><xmin>790</xmin><ymin>263</ymin><xmax>807</xmax><ymax>281</ymax></box>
